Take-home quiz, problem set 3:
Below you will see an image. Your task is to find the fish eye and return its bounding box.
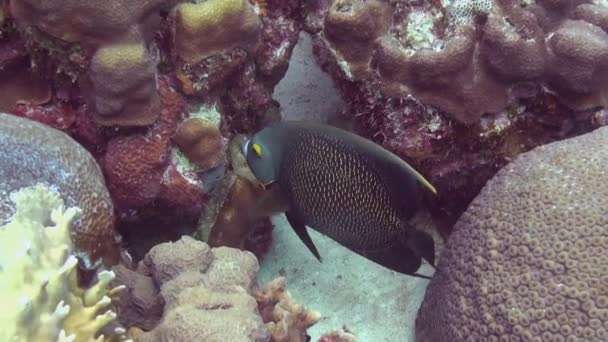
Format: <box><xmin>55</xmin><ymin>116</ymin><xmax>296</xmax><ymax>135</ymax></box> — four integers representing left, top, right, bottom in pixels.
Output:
<box><xmin>253</xmin><ymin>143</ymin><xmax>263</xmax><ymax>157</ymax></box>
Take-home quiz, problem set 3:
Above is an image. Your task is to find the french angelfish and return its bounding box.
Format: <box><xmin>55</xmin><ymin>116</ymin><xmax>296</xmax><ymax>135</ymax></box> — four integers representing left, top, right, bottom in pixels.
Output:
<box><xmin>242</xmin><ymin>121</ymin><xmax>437</xmax><ymax>279</ymax></box>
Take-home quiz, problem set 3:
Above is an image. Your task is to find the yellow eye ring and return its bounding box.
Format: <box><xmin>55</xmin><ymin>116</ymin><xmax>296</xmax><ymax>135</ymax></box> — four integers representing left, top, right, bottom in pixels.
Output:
<box><xmin>253</xmin><ymin>143</ymin><xmax>263</xmax><ymax>157</ymax></box>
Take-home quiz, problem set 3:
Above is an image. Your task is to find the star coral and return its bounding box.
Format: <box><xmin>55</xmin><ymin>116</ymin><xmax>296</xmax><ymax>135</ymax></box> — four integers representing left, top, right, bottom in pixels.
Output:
<box><xmin>81</xmin><ymin>42</ymin><xmax>160</xmax><ymax>127</ymax></box>
<box><xmin>0</xmin><ymin>183</ymin><xmax>128</xmax><ymax>341</ymax></box>
<box><xmin>0</xmin><ymin>112</ymin><xmax>118</xmax><ymax>265</ymax></box>
<box><xmin>416</xmin><ymin>126</ymin><xmax>608</xmax><ymax>341</ymax></box>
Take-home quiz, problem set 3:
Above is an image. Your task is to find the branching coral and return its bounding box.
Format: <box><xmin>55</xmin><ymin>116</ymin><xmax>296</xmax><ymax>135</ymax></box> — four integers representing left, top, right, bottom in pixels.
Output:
<box><xmin>0</xmin><ymin>112</ymin><xmax>118</xmax><ymax>265</ymax></box>
<box><xmin>255</xmin><ymin>277</ymin><xmax>322</xmax><ymax>342</ymax></box>
<box><xmin>416</xmin><ymin>126</ymin><xmax>608</xmax><ymax>341</ymax></box>
<box><xmin>111</xmin><ymin>236</ymin><xmax>319</xmax><ymax>342</ymax></box>
<box><xmin>0</xmin><ymin>183</ymin><xmax>129</xmax><ymax>341</ymax></box>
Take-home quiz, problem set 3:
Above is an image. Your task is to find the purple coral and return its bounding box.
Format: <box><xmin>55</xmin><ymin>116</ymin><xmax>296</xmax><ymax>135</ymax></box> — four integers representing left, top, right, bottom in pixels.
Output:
<box><xmin>416</xmin><ymin>126</ymin><xmax>608</xmax><ymax>341</ymax></box>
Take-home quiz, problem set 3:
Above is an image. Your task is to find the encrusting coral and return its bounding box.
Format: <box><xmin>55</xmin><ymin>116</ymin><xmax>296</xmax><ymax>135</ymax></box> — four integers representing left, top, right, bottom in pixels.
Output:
<box><xmin>111</xmin><ymin>236</ymin><xmax>320</xmax><ymax>342</ymax></box>
<box><xmin>0</xmin><ymin>112</ymin><xmax>118</xmax><ymax>265</ymax></box>
<box><xmin>416</xmin><ymin>126</ymin><xmax>608</xmax><ymax>341</ymax></box>
<box><xmin>0</xmin><ymin>183</ymin><xmax>129</xmax><ymax>342</ymax></box>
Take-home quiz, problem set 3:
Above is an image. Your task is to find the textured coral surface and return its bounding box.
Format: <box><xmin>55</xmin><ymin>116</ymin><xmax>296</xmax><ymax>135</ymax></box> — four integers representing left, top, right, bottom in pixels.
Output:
<box><xmin>0</xmin><ymin>112</ymin><xmax>118</xmax><ymax>264</ymax></box>
<box><xmin>416</xmin><ymin>126</ymin><xmax>608</xmax><ymax>341</ymax></box>
<box><xmin>0</xmin><ymin>183</ymin><xmax>127</xmax><ymax>342</ymax></box>
<box><xmin>305</xmin><ymin>0</ymin><xmax>608</xmax><ymax>230</ymax></box>
<box><xmin>112</xmin><ymin>236</ymin><xmax>319</xmax><ymax>342</ymax></box>
<box><xmin>0</xmin><ymin>0</ymin><xmax>303</xmax><ymax>257</ymax></box>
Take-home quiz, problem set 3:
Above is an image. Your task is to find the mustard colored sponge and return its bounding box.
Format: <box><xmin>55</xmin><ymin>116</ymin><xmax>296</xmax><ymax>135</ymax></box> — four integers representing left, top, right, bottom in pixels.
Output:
<box><xmin>173</xmin><ymin>0</ymin><xmax>262</xmax><ymax>64</ymax></box>
<box><xmin>0</xmin><ymin>183</ymin><xmax>130</xmax><ymax>342</ymax></box>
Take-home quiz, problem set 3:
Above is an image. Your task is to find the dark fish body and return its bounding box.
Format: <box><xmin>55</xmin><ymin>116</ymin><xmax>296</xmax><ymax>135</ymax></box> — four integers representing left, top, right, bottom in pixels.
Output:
<box><xmin>244</xmin><ymin>121</ymin><xmax>436</xmax><ymax>278</ymax></box>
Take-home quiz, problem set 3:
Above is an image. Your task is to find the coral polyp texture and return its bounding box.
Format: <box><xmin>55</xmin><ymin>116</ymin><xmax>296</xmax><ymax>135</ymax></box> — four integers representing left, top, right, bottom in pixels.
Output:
<box><xmin>305</xmin><ymin>0</ymin><xmax>608</xmax><ymax>229</ymax></box>
<box><xmin>111</xmin><ymin>236</ymin><xmax>319</xmax><ymax>342</ymax></box>
<box><xmin>0</xmin><ymin>183</ymin><xmax>128</xmax><ymax>342</ymax></box>
<box><xmin>415</xmin><ymin>126</ymin><xmax>608</xmax><ymax>341</ymax></box>
<box><xmin>0</xmin><ymin>113</ymin><xmax>118</xmax><ymax>264</ymax></box>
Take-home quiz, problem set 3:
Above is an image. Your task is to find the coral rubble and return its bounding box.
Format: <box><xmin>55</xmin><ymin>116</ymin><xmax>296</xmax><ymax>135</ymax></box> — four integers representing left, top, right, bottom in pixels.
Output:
<box><xmin>416</xmin><ymin>126</ymin><xmax>608</xmax><ymax>341</ymax></box>
<box><xmin>112</xmin><ymin>236</ymin><xmax>319</xmax><ymax>342</ymax></box>
<box><xmin>0</xmin><ymin>112</ymin><xmax>118</xmax><ymax>264</ymax></box>
<box><xmin>305</xmin><ymin>0</ymin><xmax>608</xmax><ymax>229</ymax></box>
<box><xmin>0</xmin><ymin>183</ymin><xmax>128</xmax><ymax>341</ymax></box>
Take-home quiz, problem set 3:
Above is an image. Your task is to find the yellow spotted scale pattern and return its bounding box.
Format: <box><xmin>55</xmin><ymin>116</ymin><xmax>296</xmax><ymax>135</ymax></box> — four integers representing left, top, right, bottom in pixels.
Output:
<box><xmin>278</xmin><ymin>130</ymin><xmax>415</xmax><ymax>251</ymax></box>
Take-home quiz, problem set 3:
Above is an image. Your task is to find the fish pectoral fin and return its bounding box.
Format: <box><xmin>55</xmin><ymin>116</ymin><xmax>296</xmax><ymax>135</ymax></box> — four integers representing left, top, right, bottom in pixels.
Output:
<box><xmin>285</xmin><ymin>211</ymin><xmax>323</xmax><ymax>262</ymax></box>
<box><xmin>255</xmin><ymin>183</ymin><xmax>292</xmax><ymax>216</ymax></box>
<box><xmin>405</xmin><ymin>229</ymin><xmax>436</xmax><ymax>268</ymax></box>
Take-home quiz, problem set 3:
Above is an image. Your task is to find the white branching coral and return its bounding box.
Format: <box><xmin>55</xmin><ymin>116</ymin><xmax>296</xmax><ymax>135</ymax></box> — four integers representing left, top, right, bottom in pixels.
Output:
<box><xmin>0</xmin><ymin>183</ymin><xmax>129</xmax><ymax>342</ymax></box>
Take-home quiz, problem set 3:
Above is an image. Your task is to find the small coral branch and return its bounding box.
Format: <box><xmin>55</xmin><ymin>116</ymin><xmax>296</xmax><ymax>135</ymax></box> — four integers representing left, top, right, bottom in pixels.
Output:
<box><xmin>0</xmin><ymin>183</ymin><xmax>128</xmax><ymax>341</ymax></box>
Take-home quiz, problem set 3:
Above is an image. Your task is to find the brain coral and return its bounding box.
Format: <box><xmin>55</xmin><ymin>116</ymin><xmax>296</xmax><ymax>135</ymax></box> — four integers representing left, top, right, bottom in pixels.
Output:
<box><xmin>416</xmin><ymin>126</ymin><xmax>608</xmax><ymax>341</ymax></box>
<box><xmin>0</xmin><ymin>112</ymin><xmax>118</xmax><ymax>265</ymax></box>
<box><xmin>112</xmin><ymin>236</ymin><xmax>319</xmax><ymax>342</ymax></box>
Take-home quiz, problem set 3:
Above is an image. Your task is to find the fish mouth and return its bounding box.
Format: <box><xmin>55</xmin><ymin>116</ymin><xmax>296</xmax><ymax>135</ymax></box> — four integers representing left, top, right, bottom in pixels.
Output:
<box><xmin>241</xmin><ymin>137</ymin><xmax>250</xmax><ymax>157</ymax></box>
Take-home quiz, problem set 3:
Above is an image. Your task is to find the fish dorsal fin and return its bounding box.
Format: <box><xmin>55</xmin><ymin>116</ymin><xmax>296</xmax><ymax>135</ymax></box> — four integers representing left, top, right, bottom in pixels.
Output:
<box><xmin>395</xmin><ymin>159</ymin><xmax>437</xmax><ymax>195</ymax></box>
<box><xmin>283</xmin><ymin>121</ymin><xmax>437</xmax><ymax>194</ymax></box>
<box><xmin>351</xmin><ymin>135</ymin><xmax>437</xmax><ymax>195</ymax></box>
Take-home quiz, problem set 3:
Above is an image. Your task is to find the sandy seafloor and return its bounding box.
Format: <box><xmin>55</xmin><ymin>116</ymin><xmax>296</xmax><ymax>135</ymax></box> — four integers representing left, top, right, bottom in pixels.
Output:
<box><xmin>262</xmin><ymin>32</ymin><xmax>432</xmax><ymax>341</ymax></box>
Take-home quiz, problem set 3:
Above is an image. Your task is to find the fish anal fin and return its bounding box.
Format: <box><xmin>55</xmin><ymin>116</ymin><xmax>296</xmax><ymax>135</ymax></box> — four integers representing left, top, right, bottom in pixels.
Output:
<box><xmin>360</xmin><ymin>242</ymin><xmax>426</xmax><ymax>279</ymax></box>
<box><xmin>285</xmin><ymin>211</ymin><xmax>323</xmax><ymax>262</ymax></box>
<box><xmin>406</xmin><ymin>229</ymin><xmax>436</xmax><ymax>268</ymax></box>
